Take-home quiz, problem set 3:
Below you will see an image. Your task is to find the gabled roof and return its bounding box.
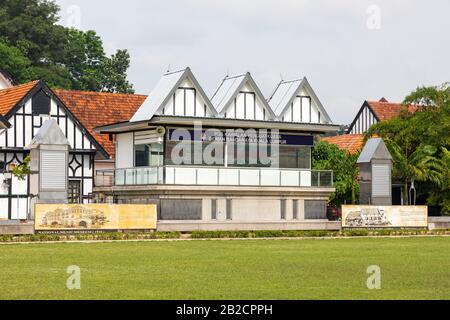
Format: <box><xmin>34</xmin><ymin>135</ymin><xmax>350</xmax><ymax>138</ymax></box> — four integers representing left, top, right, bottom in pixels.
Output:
<box><xmin>267</xmin><ymin>77</ymin><xmax>332</xmax><ymax>123</ymax></box>
<box><xmin>0</xmin><ymin>80</ymin><xmax>137</xmax><ymax>159</ymax></box>
<box><xmin>348</xmin><ymin>98</ymin><xmax>418</xmax><ymax>133</ymax></box>
<box><xmin>0</xmin><ymin>80</ymin><xmax>39</xmax><ymax>115</ymax></box>
<box><xmin>357</xmin><ymin>137</ymin><xmax>392</xmax><ymax>163</ymax></box>
<box><xmin>322</xmin><ymin>134</ymin><xmax>365</xmax><ymax>155</ymax></box>
<box><xmin>366</xmin><ymin>100</ymin><xmax>418</xmax><ymax>121</ymax></box>
<box><xmin>211</xmin><ymin>72</ymin><xmax>276</xmax><ymax>118</ymax></box>
<box><xmin>54</xmin><ymin>89</ymin><xmax>147</xmax><ymax>159</ymax></box>
<box><xmin>131</xmin><ymin>67</ymin><xmax>217</xmax><ymax>122</ymax></box>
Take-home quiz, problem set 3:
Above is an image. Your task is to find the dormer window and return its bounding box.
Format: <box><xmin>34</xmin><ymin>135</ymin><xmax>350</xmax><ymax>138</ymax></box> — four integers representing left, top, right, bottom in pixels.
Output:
<box><xmin>32</xmin><ymin>90</ymin><xmax>51</xmax><ymax>116</ymax></box>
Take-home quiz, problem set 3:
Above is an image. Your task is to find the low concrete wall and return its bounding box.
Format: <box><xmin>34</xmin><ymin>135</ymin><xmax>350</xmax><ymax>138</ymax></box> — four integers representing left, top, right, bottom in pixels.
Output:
<box><xmin>157</xmin><ymin>220</ymin><xmax>341</xmax><ymax>232</ymax></box>
<box><xmin>428</xmin><ymin>217</ymin><xmax>450</xmax><ymax>230</ymax></box>
<box><xmin>0</xmin><ymin>221</ymin><xmax>34</xmax><ymax>235</ymax></box>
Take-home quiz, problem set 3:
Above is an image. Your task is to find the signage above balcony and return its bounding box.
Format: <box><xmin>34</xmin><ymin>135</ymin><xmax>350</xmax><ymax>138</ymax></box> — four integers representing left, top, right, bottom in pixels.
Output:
<box><xmin>167</xmin><ymin>129</ymin><xmax>314</xmax><ymax>146</ymax></box>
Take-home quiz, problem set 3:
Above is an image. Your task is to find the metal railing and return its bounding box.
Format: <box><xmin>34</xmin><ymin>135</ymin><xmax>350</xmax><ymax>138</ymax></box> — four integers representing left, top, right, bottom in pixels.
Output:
<box><xmin>95</xmin><ymin>166</ymin><xmax>333</xmax><ymax>188</ymax></box>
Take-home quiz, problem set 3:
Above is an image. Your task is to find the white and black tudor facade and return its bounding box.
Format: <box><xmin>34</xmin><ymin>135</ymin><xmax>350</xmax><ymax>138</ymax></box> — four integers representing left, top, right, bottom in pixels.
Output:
<box><xmin>0</xmin><ymin>81</ymin><xmax>109</xmax><ymax>220</ymax></box>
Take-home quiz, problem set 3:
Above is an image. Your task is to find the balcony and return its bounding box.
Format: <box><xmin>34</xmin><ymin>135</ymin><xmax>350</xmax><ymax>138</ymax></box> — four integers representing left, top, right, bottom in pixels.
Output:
<box><xmin>95</xmin><ymin>166</ymin><xmax>333</xmax><ymax>188</ymax></box>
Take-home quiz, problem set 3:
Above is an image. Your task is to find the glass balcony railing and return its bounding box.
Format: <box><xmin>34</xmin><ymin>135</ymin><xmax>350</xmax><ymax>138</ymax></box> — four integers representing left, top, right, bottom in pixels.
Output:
<box><xmin>95</xmin><ymin>166</ymin><xmax>334</xmax><ymax>188</ymax></box>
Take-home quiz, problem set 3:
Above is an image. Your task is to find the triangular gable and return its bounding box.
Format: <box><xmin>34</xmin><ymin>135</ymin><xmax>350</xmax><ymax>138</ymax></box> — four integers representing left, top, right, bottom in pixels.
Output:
<box><xmin>347</xmin><ymin>101</ymin><xmax>379</xmax><ymax>134</ymax></box>
<box><xmin>268</xmin><ymin>77</ymin><xmax>332</xmax><ymax>123</ymax></box>
<box><xmin>131</xmin><ymin>67</ymin><xmax>217</xmax><ymax>122</ymax></box>
<box><xmin>28</xmin><ymin>119</ymin><xmax>70</xmax><ymax>148</ymax></box>
<box><xmin>1</xmin><ymin>80</ymin><xmax>109</xmax><ymax>159</ymax></box>
<box><xmin>357</xmin><ymin>138</ymin><xmax>392</xmax><ymax>163</ymax></box>
<box><xmin>211</xmin><ymin>72</ymin><xmax>276</xmax><ymax>119</ymax></box>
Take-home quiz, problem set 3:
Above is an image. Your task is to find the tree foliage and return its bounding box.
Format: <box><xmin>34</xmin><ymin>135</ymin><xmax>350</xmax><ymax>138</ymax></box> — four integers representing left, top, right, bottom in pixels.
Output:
<box><xmin>313</xmin><ymin>141</ymin><xmax>360</xmax><ymax>206</ymax></box>
<box><xmin>385</xmin><ymin>141</ymin><xmax>443</xmax><ymax>205</ymax></box>
<box><xmin>0</xmin><ymin>0</ymin><xmax>134</xmax><ymax>93</ymax></box>
<box><xmin>368</xmin><ymin>83</ymin><xmax>450</xmax><ymax>213</ymax></box>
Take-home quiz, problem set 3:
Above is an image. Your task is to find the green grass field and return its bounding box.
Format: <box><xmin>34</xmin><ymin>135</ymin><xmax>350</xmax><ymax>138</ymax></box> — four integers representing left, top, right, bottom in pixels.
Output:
<box><xmin>0</xmin><ymin>237</ymin><xmax>449</xmax><ymax>300</ymax></box>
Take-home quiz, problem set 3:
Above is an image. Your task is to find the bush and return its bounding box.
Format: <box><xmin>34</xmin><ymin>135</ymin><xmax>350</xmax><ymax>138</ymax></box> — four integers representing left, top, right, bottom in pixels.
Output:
<box><xmin>0</xmin><ymin>229</ymin><xmax>448</xmax><ymax>242</ymax></box>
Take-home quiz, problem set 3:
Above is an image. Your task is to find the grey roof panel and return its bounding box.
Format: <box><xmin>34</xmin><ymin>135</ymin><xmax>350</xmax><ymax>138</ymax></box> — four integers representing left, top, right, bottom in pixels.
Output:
<box><xmin>211</xmin><ymin>74</ymin><xmax>246</xmax><ymax>114</ymax></box>
<box><xmin>357</xmin><ymin>138</ymin><xmax>392</xmax><ymax>163</ymax></box>
<box><xmin>268</xmin><ymin>79</ymin><xmax>303</xmax><ymax>116</ymax></box>
<box><xmin>131</xmin><ymin>69</ymin><xmax>186</xmax><ymax>122</ymax></box>
<box><xmin>131</xmin><ymin>67</ymin><xmax>217</xmax><ymax>122</ymax></box>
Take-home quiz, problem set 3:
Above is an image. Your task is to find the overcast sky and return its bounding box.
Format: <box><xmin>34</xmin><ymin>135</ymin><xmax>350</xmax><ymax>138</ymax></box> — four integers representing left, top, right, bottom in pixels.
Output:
<box><xmin>55</xmin><ymin>0</ymin><xmax>449</xmax><ymax>125</ymax></box>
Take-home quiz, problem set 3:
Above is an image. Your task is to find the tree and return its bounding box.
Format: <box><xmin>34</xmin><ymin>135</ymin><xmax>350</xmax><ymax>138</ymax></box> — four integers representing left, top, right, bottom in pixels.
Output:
<box><xmin>313</xmin><ymin>141</ymin><xmax>360</xmax><ymax>206</ymax></box>
<box><xmin>100</xmin><ymin>49</ymin><xmax>134</xmax><ymax>94</ymax></box>
<box><xmin>61</xmin><ymin>29</ymin><xmax>105</xmax><ymax>91</ymax></box>
<box><xmin>60</xmin><ymin>29</ymin><xmax>134</xmax><ymax>93</ymax></box>
<box><xmin>428</xmin><ymin>148</ymin><xmax>450</xmax><ymax>214</ymax></box>
<box><xmin>0</xmin><ymin>40</ymin><xmax>34</xmax><ymax>83</ymax></box>
<box><xmin>385</xmin><ymin>141</ymin><xmax>443</xmax><ymax>205</ymax></box>
<box><xmin>368</xmin><ymin>82</ymin><xmax>450</xmax><ymax>212</ymax></box>
<box><xmin>0</xmin><ymin>0</ymin><xmax>134</xmax><ymax>93</ymax></box>
<box><xmin>0</xmin><ymin>0</ymin><xmax>66</xmax><ymax>64</ymax></box>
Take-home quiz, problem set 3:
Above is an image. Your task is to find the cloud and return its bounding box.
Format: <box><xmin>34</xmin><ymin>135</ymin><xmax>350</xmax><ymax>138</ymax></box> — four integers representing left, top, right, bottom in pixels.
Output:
<box><xmin>55</xmin><ymin>0</ymin><xmax>450</xmax><ymax>125</ymax></box>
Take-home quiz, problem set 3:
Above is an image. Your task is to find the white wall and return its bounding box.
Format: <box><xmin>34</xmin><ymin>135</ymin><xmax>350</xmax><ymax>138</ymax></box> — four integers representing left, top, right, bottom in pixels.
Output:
<box><xmin>231</xmin><ymin>199</ymin><xmax>281</xmax><ymax>221</ymax></box>
<box><xmin>0</xmin><ymin>97</ymin><xmax>94</xmax><ymax>150</ymax></box>
<box><xmin>279</xmin><ymin>87</ymin><xmax>323</xmax><ymax>124</ymax></box>
<box><xmin>350</xmin><ymin>106</ymin><xmax>378</xmax><ymax>134</ymax></box>
<box><xmin>116</xmin><ymin>133</ymin><xmax>134</xmax><ymax>168</ymax></box>
<box><xmin>161</xmin><ymin>78</ymin><xmax>212</xmax><ymax>117</ymax></box>
<box><xmin>224</xmin><ymin>82</ymin><xmax>268</xmax><ymax>120</ymax></box>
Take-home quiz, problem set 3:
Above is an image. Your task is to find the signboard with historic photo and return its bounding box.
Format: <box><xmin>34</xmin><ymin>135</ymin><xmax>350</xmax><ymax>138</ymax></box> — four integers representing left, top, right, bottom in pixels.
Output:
<box><xmin>35</xmin><ymin>204</ymin><xmax>157</xmax><ymax>231</ymax></box>
<box><xmin>342</xmin><ymin>205</ymin><xmax>428</xmax><ymax>228</ymax></box>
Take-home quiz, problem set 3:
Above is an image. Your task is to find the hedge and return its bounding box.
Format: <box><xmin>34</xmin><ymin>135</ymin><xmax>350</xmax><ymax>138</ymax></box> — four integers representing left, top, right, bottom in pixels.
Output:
<box><xmin>0</xmin><ymin>229</ymin><xmax>448</xmax><ymax>243</ymax></box>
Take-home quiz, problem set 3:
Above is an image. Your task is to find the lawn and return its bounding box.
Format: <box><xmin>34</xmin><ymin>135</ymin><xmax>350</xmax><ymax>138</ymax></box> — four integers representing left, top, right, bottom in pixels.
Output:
<box><xmin>0</xmin><ymin>237</ymin><xmax>449</xmax><ymax>300</ymax></box>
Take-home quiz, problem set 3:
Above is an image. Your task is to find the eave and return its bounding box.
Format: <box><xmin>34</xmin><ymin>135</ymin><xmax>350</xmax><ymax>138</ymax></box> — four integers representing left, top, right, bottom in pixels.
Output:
<box><xmin>95</xmin><ymin>116</ymin><xmax>342</xmax><ymax>134</ymax></box>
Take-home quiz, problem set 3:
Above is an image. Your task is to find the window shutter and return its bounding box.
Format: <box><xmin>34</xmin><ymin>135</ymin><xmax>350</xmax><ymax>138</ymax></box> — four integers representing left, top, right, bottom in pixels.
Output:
<box><xmin>32</xmin><ymin>90</ymin><xmax>51</xmax><ymax>115</ymax></box>
<box><xmin>372</xmin><ymin>164</ymin><xmax>390</xmax><ymax>197</ymax></box>
<box><xmin>40</xmin><ymin>151</ymin><xmax>67</xmax><ymax>189</ymax></box>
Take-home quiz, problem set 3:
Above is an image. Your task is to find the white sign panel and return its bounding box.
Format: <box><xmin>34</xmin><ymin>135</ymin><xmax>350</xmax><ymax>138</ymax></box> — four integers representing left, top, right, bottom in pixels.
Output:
<box><xmin>342</xmin><ymin>205</ymin><xmax>428</xmax><ymax>228</ymax></box>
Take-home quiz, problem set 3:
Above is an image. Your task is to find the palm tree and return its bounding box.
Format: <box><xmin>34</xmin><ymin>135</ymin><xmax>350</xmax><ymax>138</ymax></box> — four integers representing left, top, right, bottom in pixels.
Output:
<box><xmin>386</xmin><ymin>141</ymin><xmax>444</xmax><ymax>205</ymax></box>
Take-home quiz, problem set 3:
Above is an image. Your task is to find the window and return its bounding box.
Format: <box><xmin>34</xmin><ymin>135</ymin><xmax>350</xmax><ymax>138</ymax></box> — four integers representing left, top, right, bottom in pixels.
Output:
<box><xmin>211</xmin><ymin>199</ymin><xmax>217</xmax><ymax>220</ymax></box>
<box><xmin>40</xmin><ymin>150</ymin><xmax>66</xmax><ymax>189</ymax></box>
<box><xmin>280</xmin><ymin>199</ymin><xmax>286</xmax><ymax>220</ymax></box>
<box><xmin>304</xmin><ymin>200</ymin><xmax>327</xmax><ymax>219</ymax></box>
<box><xmin>165</xmin><ymin>130</ymin><xmax>312</xmax><ymax>169</ymax></box>
<box><xmin>293</xmin><ymin>200</ymin><xmax>298</xmax><ymax>220</ymax></box>
<box><xmin>226</xmin><ymin>199</ymin><xmax>232</xmax><ymax>220</ymax></box>
<box><xmin>372</xmin><ymin>164</ymin><xmax>390</xmax><ymax>197</ymax></box>
<box><xmin>68</xmin><ymin>180</ymin><xmax>81</xmax><ymax>204</ymax></box>
<box><xmin>32</xmin><ymin>90</ymin><xmax>51</xmax><ymax>116</ymax></box>
<box><xmin>279</xmin><ymin>146</ymin><xmax>311</xmax><ymax>169</ymax></box>
<box><xmin>135</xmin><ymin>143</ymin><xmax>163</xmax><ymax>167</ymax></box>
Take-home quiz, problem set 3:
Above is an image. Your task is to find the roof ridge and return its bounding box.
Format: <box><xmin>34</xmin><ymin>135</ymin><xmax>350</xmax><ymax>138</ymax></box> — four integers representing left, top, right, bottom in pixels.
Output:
<box><xmin>279</xmin><ymin>78</ymin><xmax>304</xmax><ymax>84</ymax></box>
<box><xmin>223</xmin><ymin>73</ymin><xmax>248</xmax><ymax>80</ymax></box>
<box><xmin>163</xmin><ymin>67</ymin><xmax>188</xmax><ymax>76</ymax></box>
<box><xmin>53</xmin><ymin>88</ymin><xmax>147</xmax><ymax>97</ymax></box>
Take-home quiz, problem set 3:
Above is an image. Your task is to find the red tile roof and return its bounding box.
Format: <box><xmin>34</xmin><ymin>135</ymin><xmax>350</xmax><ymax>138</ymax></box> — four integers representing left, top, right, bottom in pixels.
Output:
<box><xmin>0</xmin><ymin>81</ymin><xmax>39</xmax><ymax>115</ymax></box>
<box><xmin>367</xmin><ymin>100</ymin><xmax>418</xmax><ymax>121</ymax></box>
<box><xmin>53</xmin><ymin>89</ymin><xmax>147</xmax><ymax>159</ymax></box>
<box><xmin>322</xmin><ymin>134</ymin><xmax>365</xmax><ymax>154</ymax></box>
